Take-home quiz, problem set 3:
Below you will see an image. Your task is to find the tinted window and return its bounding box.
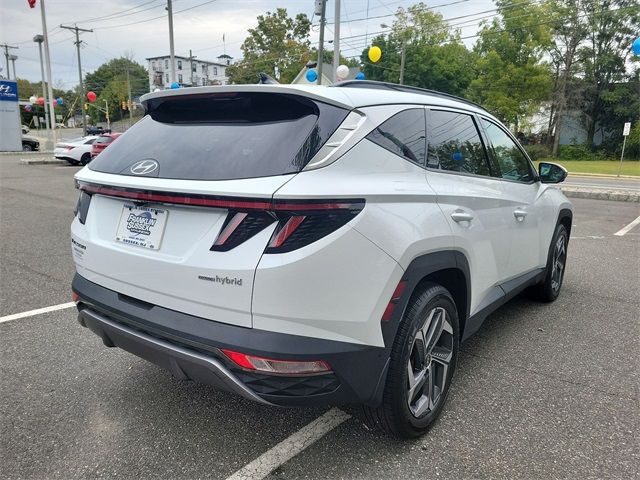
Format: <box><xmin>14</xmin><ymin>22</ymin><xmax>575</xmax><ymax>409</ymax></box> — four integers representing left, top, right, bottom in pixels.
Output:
<box><xmin>89</xmin><ymin>92</ymin><xmax>348</xmax><ymax>181</ymax></box>
<box><xmin>427</xmin><ymin>110</ymin><xmax>490</xmax><ymax>176</ymax></box>
<box><xmin>481</xmin><ymin>119</ymin><xmax>533</xmax><ymax>182</ymax></box>
<box><xmin>94</xmin><ymin>136</ymin><xmax>113</xmax><ymax>144</ymax></box>
<box><xmin>367</xmin><ymin>109</ymin><xmax>426</xmax><ymax>165</ymax></box>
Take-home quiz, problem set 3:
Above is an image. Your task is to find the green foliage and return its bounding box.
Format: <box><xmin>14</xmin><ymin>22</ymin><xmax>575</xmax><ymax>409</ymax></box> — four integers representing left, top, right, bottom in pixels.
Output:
<box><xmin>360</xmin><ymin>3</ymin><xmax>475</xmax><ymax>97</ymax></box>
<box><xmin>84</xmin><ymin>57</ymin><xmax>148</xmax><ymax>123</ymax></box>
<box><xmin>524</xmin><ymin>144</ymin><xmax>551</xmax><ymax>161</ymax></box>
<box><xmin>467</xmin><ymin>0</ymin><xmax>552</xmax><ymax>126</ymax></box>
<box><xmin>227</xmin><ymin>8</ymin><xmax>312</xmax><ymax>84</ymax></box>
<box><xmin>557</xmin><ymin>144</ymin><xmax>606</xmax><ymax>160</ymax></box>
<box><xmin>626</xmin><ymin>122</ymin><xmax>640</xmax><ymax>159</ymax></box>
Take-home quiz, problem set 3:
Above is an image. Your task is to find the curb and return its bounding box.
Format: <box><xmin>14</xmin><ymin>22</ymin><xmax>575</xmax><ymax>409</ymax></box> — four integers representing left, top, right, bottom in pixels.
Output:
<box><xmin>567</xmin><ymin>172</ymin><xmax>639</xmax><ymax>179</ymax></box>
<box><xmin>0</xmin><ymin>151</ymin><xmax>55</xmax><ymax>156</ymax></box>
<box><xmin>560</xmin><ymin>187</ymin><xmax>639</xmax><ymax>203</ymax></box>
<box><xmin>20</xmin><ymin>158</ymin><xmax>68</xmax><ymax>165</ymax></box>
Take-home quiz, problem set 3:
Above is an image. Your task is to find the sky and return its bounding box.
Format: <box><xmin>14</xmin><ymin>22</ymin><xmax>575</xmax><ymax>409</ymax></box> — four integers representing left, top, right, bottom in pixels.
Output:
<box><xmin>0</xmin><ymin>0</ymin><xmax>495</xmax><ymax>91</ymax></box>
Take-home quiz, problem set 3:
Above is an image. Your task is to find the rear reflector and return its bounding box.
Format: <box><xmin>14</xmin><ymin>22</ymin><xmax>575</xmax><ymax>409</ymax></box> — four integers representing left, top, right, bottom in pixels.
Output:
<box><xmin>221</xmin><ymin>349</ymin><xmax>332</xmax><ymax>375</ymax></box>
<box><xmin>381</xmin><ymin>280</ymin><xmax>407</xmax><ymax>322</ymax></box>
<box><xmin>71</xmin><ymin>291</ymin><xmax>79</xmax><ymax>303</ymax></box>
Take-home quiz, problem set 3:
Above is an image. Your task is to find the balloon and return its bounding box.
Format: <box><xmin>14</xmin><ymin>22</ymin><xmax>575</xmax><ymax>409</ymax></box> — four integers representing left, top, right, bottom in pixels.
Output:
<box><xmin>355</xmin><ymin>72</ymin><xmax>365</xmax><ymax>80</ymax></box>
<box><xmin>305</xmin><ymin>69</ymin><xmax>318</xmax><ymax>82</ymax></box>
<box><xmin>24</xmin><ymin>104</ymin><xmax>32</xmax><ymax>112</ymax></box>
<box><xmin>87</xmin><ymin>91</ymin><xmax>97</xmax><ymax>102</ymax></box>
<box><xmin>56</xmin><ymin>97</ymin><xmax>63</xmax><ymax>105</ymax></box>
<box><xmin>29</xmin><ymin>95</ymin><xmax>37</xmax><ymax>104</ymax></box>
<box><xmin>368</xmin><ymin>46</ymin><xmax>382</xmax><ymax>63</ymax></box>
<box><xmin>633</xmin><ymin>37</ymin><xmax>640</xmax><ymax>56</ymax></box>
<box><xmin>336</xmin><ymin>64</ymin><xmax>349</xmax><ymax>80</ymax></box>
<box><xmin>36</xmin><ymin>97</ymin><xmax>45</xmax><ymax>105</ymax></box>
<box><xmin>170</xmin><ymin>82</ymin><xmax>180</xmax><ymax>89</ymax></box>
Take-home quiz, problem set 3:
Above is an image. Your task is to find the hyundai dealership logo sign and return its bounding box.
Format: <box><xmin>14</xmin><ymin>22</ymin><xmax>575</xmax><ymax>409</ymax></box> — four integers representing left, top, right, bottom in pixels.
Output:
<box><xmin>0</xmin><ymin>81</ymin><xmax>18</xmax><ymax>102</ymax></box>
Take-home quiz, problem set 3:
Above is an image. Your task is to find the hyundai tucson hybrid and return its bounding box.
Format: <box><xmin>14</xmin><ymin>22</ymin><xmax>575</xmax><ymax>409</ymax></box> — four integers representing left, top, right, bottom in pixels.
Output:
<box><xmin>71</xmin><ymin>81</ymin><xmax>571</xmax><ymax>438</ymax></box>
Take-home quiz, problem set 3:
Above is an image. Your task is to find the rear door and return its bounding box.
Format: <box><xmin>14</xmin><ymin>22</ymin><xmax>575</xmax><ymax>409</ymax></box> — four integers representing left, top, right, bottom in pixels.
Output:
<box><xmin>479</xmin><ymin>117</ymin><xmax>547</xmax><ymax>278</ymax></box>
<box><xmin>72</xmin><ymin>91</ymin><xmax>349</xmax><ymax>328</ymax></box>
<box><xmin>424</xmin><ymin>108</ymin><xmax>512</xmax><ymax>316</ymax></box>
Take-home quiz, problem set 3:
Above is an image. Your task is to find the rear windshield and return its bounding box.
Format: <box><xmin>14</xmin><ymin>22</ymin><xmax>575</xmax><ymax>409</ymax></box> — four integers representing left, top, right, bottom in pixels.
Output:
<box><xmin>94</xmin><ymin>136</ymin><xmax>113</xmax><ymax>144</ymax></box>
<box><xmin>88</xmin><ymin>92</ymin><xmax>348</xmax><ymax>181</ymax></box>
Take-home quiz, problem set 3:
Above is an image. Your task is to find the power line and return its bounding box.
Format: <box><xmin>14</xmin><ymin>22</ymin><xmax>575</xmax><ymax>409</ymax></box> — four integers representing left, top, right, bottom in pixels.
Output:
<box><xmin>60</xmin><ymin>24</ymin><xmax>93</xmax><ymax>136</ymax></box>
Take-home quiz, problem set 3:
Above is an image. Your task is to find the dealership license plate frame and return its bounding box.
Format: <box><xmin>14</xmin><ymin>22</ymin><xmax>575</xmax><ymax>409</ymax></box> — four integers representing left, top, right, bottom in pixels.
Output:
<box><xmin>115</xmin><ymin>204</ymin><xmax>168</xmax><ymax>250</ymax></box>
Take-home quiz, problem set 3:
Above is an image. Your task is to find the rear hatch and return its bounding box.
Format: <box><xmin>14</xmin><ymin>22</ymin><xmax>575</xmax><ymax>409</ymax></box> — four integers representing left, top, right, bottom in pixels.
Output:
<box><xmin>73</xmin><ymin>89</ymin><xmax>349</xmax><ymax>328</ymax></box>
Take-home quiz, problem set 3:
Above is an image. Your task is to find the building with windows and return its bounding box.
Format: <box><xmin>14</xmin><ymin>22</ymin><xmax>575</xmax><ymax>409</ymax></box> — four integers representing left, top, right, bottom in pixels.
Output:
<box><xmin>146</xmin><ymin>54</ymin><xmax>233</xmax><ymax>91</ymax></box>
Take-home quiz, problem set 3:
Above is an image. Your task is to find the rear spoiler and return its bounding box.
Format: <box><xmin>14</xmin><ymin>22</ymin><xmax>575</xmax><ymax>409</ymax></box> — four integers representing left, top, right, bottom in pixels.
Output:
<box><xmin>140</xmin><ymin>84</ymin><xmax>355</xmax><ymax>112</ymax></box>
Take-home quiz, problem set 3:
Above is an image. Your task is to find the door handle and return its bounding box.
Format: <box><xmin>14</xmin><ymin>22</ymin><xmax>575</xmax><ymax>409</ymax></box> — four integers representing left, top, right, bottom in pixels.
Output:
<box><xmin>514</xmin><ymin>208</ymin><xmax>528</xmax><ymax>221</ymax></box>
<box><xmin>451</xmin><ymin>210</ymin><xmax>474</xmax><ymax>223</ymax></box>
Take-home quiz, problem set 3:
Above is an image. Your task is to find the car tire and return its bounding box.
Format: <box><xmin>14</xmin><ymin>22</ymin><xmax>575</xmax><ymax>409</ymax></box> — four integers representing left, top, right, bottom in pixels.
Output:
<box><xmin>362</xmin><ymin>283</ymin><xmax>459</xmax><ymax>438</ymax></box>
<box><xmin>22</xmin><ymin>144</ymin><xmax>33</xmax><ymax>152</ymax></box>
<box><xmin>529</xmin><ymin>223</ymin><xmax>568</xmax><ymax>302</ymax></box>
<box><xmin>80</xmin><ymin>153</ymin><xmax>91</xmax><ymax>166</ymax></box>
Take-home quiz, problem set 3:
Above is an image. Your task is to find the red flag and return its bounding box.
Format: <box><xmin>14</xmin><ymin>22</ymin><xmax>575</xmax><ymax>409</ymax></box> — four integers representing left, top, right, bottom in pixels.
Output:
<box><xmin>28</xmin><ymin>0</ymin><xmax>36</xmax><ymax>8</ymax></box>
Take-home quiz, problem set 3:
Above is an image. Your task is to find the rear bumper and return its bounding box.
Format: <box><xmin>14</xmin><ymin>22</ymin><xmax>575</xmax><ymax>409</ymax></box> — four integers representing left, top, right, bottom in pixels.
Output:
<box><xmin>72</xmin><ymin>273</ymin><xmax>389</xmax><ymax>407</ymax></box>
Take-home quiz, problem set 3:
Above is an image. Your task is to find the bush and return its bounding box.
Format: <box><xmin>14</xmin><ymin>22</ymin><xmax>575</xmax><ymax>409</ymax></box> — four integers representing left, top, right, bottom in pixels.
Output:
<box><xmin>524</xmin><ymin>144</ymin><xmax>551</xmax><ymax>161</ymax></box>
<box><xmin>558</xmin><ymin>144</ymin><xmax>606</xmax><ymax>161</ymax></box>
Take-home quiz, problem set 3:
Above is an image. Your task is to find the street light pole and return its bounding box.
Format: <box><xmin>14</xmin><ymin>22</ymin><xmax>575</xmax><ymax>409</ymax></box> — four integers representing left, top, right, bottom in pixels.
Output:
<box><xmin>33</xmin><ymin>35</ymin><xmax>50</xmax><ymax>130</ymax></box>
<box><xmin>167</xmin><ymin>0</ymin><xmax>176</xmax><ymax>84</ymax></box>
<box><xmin>39</xmin><ymin>0</ymin><xmax>58</xmax><ymax>146</ymax></box>
<box><xmin>9</xmin><ymin>55</ymin><xmax>17</xmax><ymax>79</ymax></box>
<box><xmin>332</xmin><ymin>0</ymin><xmax>340</xmax><ymax>83</ymax></box>
<box><xmin>317</xmin><ymin>0</ymin><xmax>327</xmax><ymax>85</ymax></box>
<box><xmin>399</xmin><ymin>39</ymin><xmax>406</xmax><ymax>85</ymax></box>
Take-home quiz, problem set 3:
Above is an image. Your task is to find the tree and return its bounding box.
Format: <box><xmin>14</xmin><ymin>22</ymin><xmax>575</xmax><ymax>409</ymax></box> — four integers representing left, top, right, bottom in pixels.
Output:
<box><xmin>467</xmin><ymin>0</ymin><xmax>552</xmax><ymax>127</ymax></box>
<box><xmin>577</xmin><ymin>0</ymin><xmax>639</xmax><ymax>146</ymax></box>
<box><xmin>84</xmin><ymin>57</ymin><xmax>148</xmax><ymax>122</ymax></box>
<box><xmin>360</xmin><ymin>3</ymin><xmax>475</xmax><ymax>96</ymax></box>
<box><xmin>227</xmin><ymin>9</ymin><xmax>312</xmax><ymax>84</ymax></box>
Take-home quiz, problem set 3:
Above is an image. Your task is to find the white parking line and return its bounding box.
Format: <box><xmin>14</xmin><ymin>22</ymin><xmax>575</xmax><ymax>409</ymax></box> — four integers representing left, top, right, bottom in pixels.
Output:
<box><xmin>225</xmin><ymin>407</ymin><xmax>351</xmax><ymax>480</ymax></box>
<box><xmin>0</xmin><ymin>302</ymin><xmax>76</xmax><ymax>324</ymax></box>
<box><xmin>614</xmin><ymin>215</ymin><xmax>640</xmax><ymax>236</ymax></box>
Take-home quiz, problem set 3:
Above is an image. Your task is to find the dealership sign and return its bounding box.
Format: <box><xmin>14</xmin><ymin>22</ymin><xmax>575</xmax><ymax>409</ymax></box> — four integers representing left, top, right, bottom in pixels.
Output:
<box><xmin>0</xmin><ymin>80</ymin><xmax>22</xmax><ymax>151</ymax></box>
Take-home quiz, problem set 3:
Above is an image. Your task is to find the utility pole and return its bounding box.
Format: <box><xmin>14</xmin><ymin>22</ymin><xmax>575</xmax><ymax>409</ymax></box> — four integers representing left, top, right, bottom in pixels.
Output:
<box><xmin>188</xmin><ymin>49</ymin><xmax>196</xmax><ymax>86</ymax></box>
<box><xmin>61</xmin><ymin>24</ymin><xmax>93</xmax><ymax>136</ymax></box>
<box><xmin>9</xmin><ymin>55</ymin><xmax>18</xmax><ymax>79</ymax></box>
<box><xmin>332</xmin><ymin>0</ymin><xmax>340</xmax><ymax>83</ymax></box>
<box><xmin>126</xmin><ymin>69</ymin><xmax>133</xmax><ymax>126</ymax></box>
<box><xmin>317</xmin><ymin>0</ymin><xmax>327</xmax><ymax>85</ymax></box>
<box><xmin>399</xmin><ymin>39</ymin><xmax>406</xmax><ymax>85</ymax></box>
<box><xmin>104</xmin><ymin>99</ymin><xmax>110</xmax><ymax>131</ymax></box>
<box><xmin>33</xmin><ymin>36</ymin><xmax>50</xmax><ymax>129</ymax></box>
<box><xmin>167</xmin><ymin>0</ymin><xmax>176</xmax><ymax>84</ymax></box>
<box><xmin>39</xmin><ymin>0</ymin><xmax>57</xmax><ymax>146</ymax></box>
<box><xmin>0</xmin><ymin>43</ymin><xmax>18</xmax><ymax>79</ymax></box>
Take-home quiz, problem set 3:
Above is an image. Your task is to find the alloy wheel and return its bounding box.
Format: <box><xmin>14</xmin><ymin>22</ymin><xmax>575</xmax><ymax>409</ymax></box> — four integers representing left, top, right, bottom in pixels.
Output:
<box><xmin>550</xmin><ymin>234</ymin><xmax>566</xmax><ymax>293</ymax></box>
<box><xmin>406</xmin><ymin>306</ymin><xmax>454</xmax><ymax>418</ymax></box>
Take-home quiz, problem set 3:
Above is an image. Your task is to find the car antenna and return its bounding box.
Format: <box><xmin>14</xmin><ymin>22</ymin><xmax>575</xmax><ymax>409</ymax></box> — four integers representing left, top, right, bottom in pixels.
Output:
<box><xmin>258</xmin><ymin>73</ymin><xmax>279</xmax><ymax>84</ymax></box>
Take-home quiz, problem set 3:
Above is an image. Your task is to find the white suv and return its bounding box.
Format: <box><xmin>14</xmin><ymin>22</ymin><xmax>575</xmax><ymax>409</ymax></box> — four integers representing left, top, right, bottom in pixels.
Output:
<box><xmin>70</xmin><ymin>81</ymin><xmax>572</xmax><ymax>438</ymax></box>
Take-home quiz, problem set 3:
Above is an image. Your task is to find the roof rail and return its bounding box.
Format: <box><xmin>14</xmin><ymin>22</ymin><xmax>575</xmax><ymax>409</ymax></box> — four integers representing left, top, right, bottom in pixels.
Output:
<box><xmin>333</xmin><ymin>80</ymin><xmax>485</xmax><ymax>111</ymax></box>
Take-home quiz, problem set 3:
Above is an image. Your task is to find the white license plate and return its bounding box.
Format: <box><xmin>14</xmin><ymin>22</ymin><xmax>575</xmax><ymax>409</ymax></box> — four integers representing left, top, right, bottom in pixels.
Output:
<box><xmin>115</xmin><ymin>204</ymin><xmax>168</xmax><ymax>250</ymax></box>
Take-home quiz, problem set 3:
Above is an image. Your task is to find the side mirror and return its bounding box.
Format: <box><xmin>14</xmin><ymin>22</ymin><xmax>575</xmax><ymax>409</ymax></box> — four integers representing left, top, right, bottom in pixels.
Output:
<box><xmin>539</xmin><ymin>162</ymin><xmax>567</xmax><ymax>184</ymax></box>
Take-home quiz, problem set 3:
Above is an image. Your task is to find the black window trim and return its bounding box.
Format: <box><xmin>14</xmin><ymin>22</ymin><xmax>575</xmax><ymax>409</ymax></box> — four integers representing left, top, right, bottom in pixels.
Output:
<box><xmin>424</xmin><ymin>107</ymin><xmax>495</xmax><ymax>180</ymax></box>
<box><xmin>364</xmin><ymin>106</ymin><xmax>427</xmax><ymax>169</ymax></box>
<box><xmin>477</xmin><ymin>115</ymin><xmax>540</xmax><ymax>184</ymax></box>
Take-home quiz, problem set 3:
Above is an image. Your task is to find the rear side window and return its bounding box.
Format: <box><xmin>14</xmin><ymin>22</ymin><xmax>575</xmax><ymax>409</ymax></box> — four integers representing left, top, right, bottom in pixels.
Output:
<box><xmin>89</xmin><ymin>92</ymin><xmax>348</xmax><ymax>181</ymax></box>
<box><xmin>366</xmin><ymin>108</ymin><xmax>426</xmax><ymax>165</ymax></box>
<box><xmin>427</xmin><ymin>110</ymin><xmax>490</xmax><ymax>176</ymax></box>
<box><xmin>480</xmin><ymin>118</ymin><xmax>534</xmax><ymax>183</ymax></box>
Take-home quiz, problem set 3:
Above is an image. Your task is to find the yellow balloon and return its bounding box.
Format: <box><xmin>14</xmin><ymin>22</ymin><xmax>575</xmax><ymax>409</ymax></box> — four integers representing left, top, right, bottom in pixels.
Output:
<box><xmin>368</xmin><ymin>46</ymin><xmax>382</xmax><ymax>63</ymax></box>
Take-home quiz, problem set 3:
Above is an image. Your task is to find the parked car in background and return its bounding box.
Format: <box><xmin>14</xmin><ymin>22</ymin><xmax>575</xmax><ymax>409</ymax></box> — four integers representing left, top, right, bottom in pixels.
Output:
<box><xmin>90</xmin><ymin>133</ymin><xmax>121</xmax><ymax>158</ymax></box>
<box><xmin>21</xmin><ymin>136</ymin><xmax>40</xmax><ymax>151</ymax></box>
<box><xmin>54</xmin><ymin>136</ymin><xmax>98</xmax><ymax>165</ymax></box>
<box><xmin>86</xmin><ymin>125</ymin><xmax>111</xmax><ymax>135</ymax></box>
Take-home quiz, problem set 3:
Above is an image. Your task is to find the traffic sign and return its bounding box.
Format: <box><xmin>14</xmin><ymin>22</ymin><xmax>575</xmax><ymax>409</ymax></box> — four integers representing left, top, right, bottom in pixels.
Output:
<box><xmin>623</xmin><ymin>122</ymin><xmax>631</xmax><ymax>136</ymax></box>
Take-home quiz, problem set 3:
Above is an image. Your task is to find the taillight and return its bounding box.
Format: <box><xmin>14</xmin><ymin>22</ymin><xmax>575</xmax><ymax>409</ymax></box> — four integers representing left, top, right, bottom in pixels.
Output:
<box><xmin>264</xmin><ymin>200</ymin><xmax>364</xmax><ymax>254</ymax></box>
<box><xmin>71</xmin><ymin>291</ymin><xmax>79</xmax><ymax>303</ymax></box>
<box><xmin>221</xmin><ymin>349</ymin><xmax>332</xmax><ymax>375</ymax></box>
<box><xmin>211</xmin><ymin>199</ymin><xmax>364</xmax><ymax>253</ymax></box>
<box><xmin>66</xmin><ymin>145</ymin><xmax>75</xmax><ymax>151</ymax></box>
<box><xmin>74</xmin><ymin>191</ymin><xmax>92</xmax><ymax>224</ymax></box>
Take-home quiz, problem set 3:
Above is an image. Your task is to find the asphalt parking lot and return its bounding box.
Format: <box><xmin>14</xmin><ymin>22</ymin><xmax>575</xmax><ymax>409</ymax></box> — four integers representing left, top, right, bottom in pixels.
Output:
<box><xmin>1</xmin><ymin>158</ymin><xmax>638</xmax><ymax>479</ymax></box>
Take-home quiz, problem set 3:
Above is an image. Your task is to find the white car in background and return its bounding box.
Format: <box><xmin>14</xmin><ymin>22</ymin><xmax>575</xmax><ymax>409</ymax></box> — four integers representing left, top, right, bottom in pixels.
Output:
<box><xmin>54</xmin><ymin>136</ymin><xmax>98</xmax><ymax>166</ymax></box>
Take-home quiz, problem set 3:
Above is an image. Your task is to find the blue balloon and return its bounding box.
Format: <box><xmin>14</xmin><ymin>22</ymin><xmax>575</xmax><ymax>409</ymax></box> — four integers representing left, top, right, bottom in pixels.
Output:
<box><xmin>306</xmin><ymin>69</ymin><xmax>318</xmax><ymax>82</ymax></box>
<box><xmin>632</xmin><ymin>37</ymin><xmax>640</xmax><ymax>56</ymax></box>
<box><xmin>355</xmin><ymin>72</ymin><xmax>365</xmax><ymax>80</ymax></box>
<box><xmin>56</xmin><ymin>97</ymin><xmax>63</xmax><ymax>105</ymax></box>
<box><xmin>170</xmin><ymin>82</ymin><xmax>180</xmax><ymax>89</ymax></box>
<box><xmin>452</xmin><ymin>152</ymin><xmax>463</xmax><ymax>162</ymax></box>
